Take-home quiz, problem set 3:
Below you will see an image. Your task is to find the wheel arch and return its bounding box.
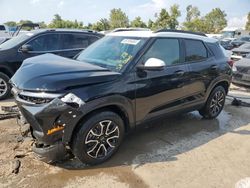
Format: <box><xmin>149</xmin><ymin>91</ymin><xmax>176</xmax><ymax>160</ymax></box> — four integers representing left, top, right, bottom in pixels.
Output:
<box><xmin>63</xmin><ymin>95</ymin><xmax>135</xmax><ymax>143</ymax></box>
<box><xmin>0</xmin><ymin>65</ymin><xmax>14</xmax><ymax>78</ymax></box>
<box><xmin>205</xmin><ymin>76</ymin><xmax>231</xmax><ymax>101</ymax></box>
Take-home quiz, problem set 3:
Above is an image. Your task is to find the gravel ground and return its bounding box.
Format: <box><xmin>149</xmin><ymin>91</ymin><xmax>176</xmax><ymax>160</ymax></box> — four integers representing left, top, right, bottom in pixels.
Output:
<box><xmin>0</xmin><ymin>85</ymin><xmax>250</xmax><ymax>188</ymax></box>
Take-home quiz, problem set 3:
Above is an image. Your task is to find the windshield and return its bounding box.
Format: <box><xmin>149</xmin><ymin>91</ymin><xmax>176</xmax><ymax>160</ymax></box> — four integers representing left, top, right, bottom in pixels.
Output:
<box><xmin>77</xmin><ymin>36</ymin><xmax>147</xmax><ymax>72</ymax></box>
<box><xmin>0</xmin><ymin>33</ymin><xmax>32</xmax><ymax>50</ymax></box>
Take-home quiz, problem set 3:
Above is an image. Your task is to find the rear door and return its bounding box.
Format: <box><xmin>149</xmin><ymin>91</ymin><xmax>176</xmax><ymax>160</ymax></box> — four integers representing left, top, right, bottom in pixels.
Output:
<box><xmin>60</xmin><ymin>33</ymin><xmax>100</xmax><ymax>58</ymax></box>
<box><xmin>183</xmin><ymin>39</ymin><xmax>218</xmax><ymax>103</ymax></box>
<box><xmin>134</xmin><ymin>38</ymin><xmax>191</xmax><ymax>123</ymax></box>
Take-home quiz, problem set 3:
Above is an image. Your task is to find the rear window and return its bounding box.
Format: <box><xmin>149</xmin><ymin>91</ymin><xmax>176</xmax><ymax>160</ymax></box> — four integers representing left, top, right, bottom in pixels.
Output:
<box><xmin>207</xmin><ymin>42</ymin><xmax>226</xmax><ymax>58</ymax></box>
<box><xmin>185</xmin><ymin>39</ymin><xmax>207</xmax><ymax>62</ymax></box>
<box><xmin>61</xmin><ymin>34</ymin><xmax>99</xmax><ymax>49</ymax></box>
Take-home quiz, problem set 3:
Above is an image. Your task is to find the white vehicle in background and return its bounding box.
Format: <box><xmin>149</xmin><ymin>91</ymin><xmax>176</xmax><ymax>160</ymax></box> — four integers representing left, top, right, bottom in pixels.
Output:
<box><xmin>206</xmin><ymin>33</ymin><xmax>222</xmax><ymax>39</ymax></box>
<box><xmin>0</xmin><ymin>23</ymin><xmax>40</xmax><ymax>44</ymax></box>
<box><xmin>0</xmin><ymin>24</ymin><xmax>12</xmax><ymax>44</ymax></box>
<box><xmin>231</xmin><ymin>42</ymin><xmax>250</xmax><ymax>61</ymax></box>
<box><xmin>221</xmin><ymin>27</ymin><xmax>249</xmax><ymax>39</ymax></box>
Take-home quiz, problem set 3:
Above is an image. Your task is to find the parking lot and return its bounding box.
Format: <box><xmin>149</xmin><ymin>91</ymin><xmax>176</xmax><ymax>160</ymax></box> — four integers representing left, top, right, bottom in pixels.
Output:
<box><xmin>0</xmin><ymin>84</ymin><xmax>249</xmax><ymax>188</ymax></box>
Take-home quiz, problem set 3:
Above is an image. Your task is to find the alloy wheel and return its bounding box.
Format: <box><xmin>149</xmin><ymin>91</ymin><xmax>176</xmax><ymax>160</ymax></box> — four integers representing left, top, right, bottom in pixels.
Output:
<box><xmin>85</xmin><ymin>120</ymin><xmax>120</xmax><ymax>159</ymax></box>
<box><xmin>209</xmin><ymin>90</ymin><xmax>225</xmax><ymax>116</ymax></box>
<box><xmin>0</xmin><ymin>78</ymin><xmax>7</xmax><ymax>97</ymax></box>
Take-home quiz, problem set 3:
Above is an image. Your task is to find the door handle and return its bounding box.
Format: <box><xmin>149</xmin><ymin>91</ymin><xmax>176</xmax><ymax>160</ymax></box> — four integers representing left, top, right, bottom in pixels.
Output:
<box><xmin>174</xmin><ymin>70</ymin><xmax>185</xmax><ymax>76</ymax></box>
<box><xmin>210</xmin><ymin>65</ymin><xmax>218</xmax><ymax>70</ymax></box>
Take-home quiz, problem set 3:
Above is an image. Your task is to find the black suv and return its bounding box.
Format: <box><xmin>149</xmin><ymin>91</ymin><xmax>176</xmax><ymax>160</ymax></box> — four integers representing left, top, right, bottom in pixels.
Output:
<box><xmin>0</xmin><ymin>29</ymin><xmax>103</xmax><ymax>99</ymax></box>
<box><xmin>11</xmin><ymin>30</ymin><xmax>232</xmax><ymax>165</ymax></box>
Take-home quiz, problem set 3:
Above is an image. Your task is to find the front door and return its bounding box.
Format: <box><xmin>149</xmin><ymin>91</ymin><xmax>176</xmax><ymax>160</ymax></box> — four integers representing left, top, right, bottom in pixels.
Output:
<box><xmin>134</xmin><ymin>38</ymin><xmax>190</xmax><ymax>123</ymax></box>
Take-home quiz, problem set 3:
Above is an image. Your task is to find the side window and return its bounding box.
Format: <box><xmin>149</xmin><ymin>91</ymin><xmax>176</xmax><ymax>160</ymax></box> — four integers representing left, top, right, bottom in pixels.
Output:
<box><xmin>27</xmin><ymin>34</ymin><xmax>60</xmax><ymax>52</ymax></box>
<box><xmin>62</xmin><ymin>34</ymin><xmax>90</xmax><ymax>49</ymax></box>
<box><xmin>142</xmin><ymin>38</ymin><xmax>180</xmax><ymax>66</ymax></box>
<box><xmin>185</xmin><ymin>39</ymin><xmax>207</xmax><ymax>62</ymax></box>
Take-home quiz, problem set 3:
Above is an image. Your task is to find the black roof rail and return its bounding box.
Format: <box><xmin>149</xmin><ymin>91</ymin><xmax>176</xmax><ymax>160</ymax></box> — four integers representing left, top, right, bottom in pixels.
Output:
<box><xmin>82</xmin><ymin>29</ymin><xmax>97</xmax><ymax>33</ymax></box>
<box><xmin>112</xmin><ymin>28</ymin><xmax>151</xmax><ymax>32</ymax></box>
<box><xmin>154</xmin><ymin>29</ymin><xmax>207</xmax><ymax>37</ymax></box>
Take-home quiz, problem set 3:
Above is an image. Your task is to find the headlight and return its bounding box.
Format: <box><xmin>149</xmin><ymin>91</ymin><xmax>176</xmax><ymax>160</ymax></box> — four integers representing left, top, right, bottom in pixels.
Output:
<box><xmin>61</xmin><ymin>93</ymin><xmax>85</xmax><ymax>107</ymax></box>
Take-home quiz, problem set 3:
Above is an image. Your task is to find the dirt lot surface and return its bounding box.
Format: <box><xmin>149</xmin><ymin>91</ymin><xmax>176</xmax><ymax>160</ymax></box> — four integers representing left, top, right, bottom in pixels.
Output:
<box><xmin>0</xmin><ymin>85</ymin><xmax>250</xmax><ymax>188</ymax></box>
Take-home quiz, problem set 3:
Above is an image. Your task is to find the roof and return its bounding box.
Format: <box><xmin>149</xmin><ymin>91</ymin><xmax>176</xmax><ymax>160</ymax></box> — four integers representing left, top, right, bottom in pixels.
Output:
<box><xmin>108</xmin><ymin>30</ymin><xmax>217</xmax><ymax>43</ymax></box>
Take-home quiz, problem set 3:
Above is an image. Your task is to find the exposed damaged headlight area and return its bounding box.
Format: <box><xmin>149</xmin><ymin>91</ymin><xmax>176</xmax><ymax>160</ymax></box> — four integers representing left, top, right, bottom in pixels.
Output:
<box><xmin>61</xmin><ymin>93</ymin><xmax>85</xmax><ymax>108</ymax></box>
<box><xmin>15</xmin><ymin>92</ymin><xmax>86</xmax><ymax>143</ymax></box>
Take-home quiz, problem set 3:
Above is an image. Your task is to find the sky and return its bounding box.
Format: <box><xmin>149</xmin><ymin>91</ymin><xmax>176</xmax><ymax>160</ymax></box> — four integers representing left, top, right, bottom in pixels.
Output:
<box><xmin>0</xmin><ymin>0</ymin><xmax>249</xmax><ymax>28</ymax></box>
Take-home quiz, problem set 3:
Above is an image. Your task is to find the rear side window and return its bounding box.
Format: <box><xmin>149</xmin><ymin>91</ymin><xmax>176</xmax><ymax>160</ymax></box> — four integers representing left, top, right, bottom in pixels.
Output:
<box><xmin>207</xmin><ymin>42</ymin><xmax>226</xmax><ymax>58</ymax></box>
<box><xmin>185</xmin><ymin>39</ymin><xmax>207</xmax><ymax>62</ymax></box>
<box><xmin>27</xmin><ymin>34</ymin><xmax>60</xmax><ymax>51</ymax></box>
<box><xmin>61</xmin><ymin>34</ymin><xmax>98</xmax><ymax>49</ymax></box>
<box><xmin>142</xmin><ymin>38</ymin><xmax>180</xmax><ymax>66</ymax></box>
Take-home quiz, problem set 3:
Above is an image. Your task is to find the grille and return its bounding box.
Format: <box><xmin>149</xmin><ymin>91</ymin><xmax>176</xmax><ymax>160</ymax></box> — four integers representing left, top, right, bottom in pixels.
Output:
<box><xmin>18</xmin><ymin>94</ymin><xmax>53</xmax><ymax>104</ymax></box>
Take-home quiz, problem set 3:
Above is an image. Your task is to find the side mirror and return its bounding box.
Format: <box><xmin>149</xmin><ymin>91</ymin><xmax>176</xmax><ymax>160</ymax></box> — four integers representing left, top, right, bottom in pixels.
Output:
<box><xmin>20</xmin><ymin>44</ymin><xmax>33</xmax><ymax>53</ymax></box>
<box><xmin>137</xmin><ymin>58</ymin><xmax>165</xmax><ymax>71</ymax></box>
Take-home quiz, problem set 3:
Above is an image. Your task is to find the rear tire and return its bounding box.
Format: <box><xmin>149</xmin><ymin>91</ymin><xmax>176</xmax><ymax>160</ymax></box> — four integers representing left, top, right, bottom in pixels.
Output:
<box><xmin>0</xmin><ymin>73</ymin><xmax>11</xmax><ymax>100</ymax></box>
<box><xmin>71</xmin><ymin>111</ymin><xmax>125</xmax><ymax>165</ymax></box>
<box><xmin>199</xmin><ymin>86</ymin><xmax>226</xmax><ymax>119</ymax></box>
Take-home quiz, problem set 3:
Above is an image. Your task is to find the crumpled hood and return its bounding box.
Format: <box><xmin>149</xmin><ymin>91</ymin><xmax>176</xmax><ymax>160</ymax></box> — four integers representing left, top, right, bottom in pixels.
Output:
<box><xmin>11</xmin><ymin>54</ymin><xmax>120</xmax><ymax>91</ymax></box>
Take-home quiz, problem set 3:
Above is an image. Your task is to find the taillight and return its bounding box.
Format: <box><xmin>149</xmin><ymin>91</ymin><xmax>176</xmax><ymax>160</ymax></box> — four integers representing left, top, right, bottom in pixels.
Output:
<box><xmin>227</xmin><ymin>60</ymin><xmax>234</xmax><ymax>67</ymax></box>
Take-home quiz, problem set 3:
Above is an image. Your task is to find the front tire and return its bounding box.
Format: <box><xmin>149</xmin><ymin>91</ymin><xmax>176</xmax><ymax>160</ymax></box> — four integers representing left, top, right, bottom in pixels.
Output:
<box><xmin>72</xmin><ymin>111</ymin><xmax>125</xmax><ymax>165</ymax></box>
<box><xmin>199</xmin><ymin>86</ymin><xmax>226</xmax><ymax>119</ymax></box>
<box><xmin>0</xmin><ymin>73</ymin><xmax>11</xmax><ymax>100</ymax></box>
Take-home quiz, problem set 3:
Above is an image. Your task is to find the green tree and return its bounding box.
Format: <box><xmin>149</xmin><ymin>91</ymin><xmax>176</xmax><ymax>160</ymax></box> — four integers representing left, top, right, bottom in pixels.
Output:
<box><xmin>148</xmin><ymin>19</ymin><xmax>154</xmax><ymax>29</ymax></box>
<box><xmin>109</xmin><ymin>8</ymin><xmax>129</xmax><ymax>29</ymax></box>
<box><xmin>91</xmin><ymin>19</ymin><xmax>110</xmax><ymax>31</ymax></box>
<box><xmin>246</xmin><ymin>12</ymin><xmax>250</xmax><ymax>31</ymax></box>
<box><xmin>168</xmin><ymin>4</ymin><xmax>181</xmax><ymax>29</ymax></box>
<box><xmin>38</xmin><ymin>21</ymin><xmax>47</xmax><ymax>28</ymax></box>
<box><xmin>153</xmin><ymin>4</ymin><xmax>181</xmax><ymax>30</ymax></box>
<box><xmin>4</xmin><ymin>21</ymin><xmax>17</xmax><ymax>27</ymax></box>
<box><xmin>48</xmin><ymin>14</ymin><xmax>84</xmax><ymax>29</ymax></box>
<box><xmin>154</xmin><ymin>9</ymin><xmax>170</xmax><ymax>29</ymax></box>
<box><xmin>183</xmin><ymin>5</ymin><xmax>203</xmax><ymax>32</ymax></box>
<box><xmin>204</xmin><ymin>8</ymin><xmax>227</xmax><ymax>33</ymax></box>
<box><xmin>48</xmin><ymin>14</ymin><xmax>63</xmax><ymax>28</ymax></box>
<box><xmin>185</xmin><ymin>5</ymin><xmax>200</xmax><ymax>22</ymax></box>
<box><xmin>99</xmin><ymin>18</ymin><xmax>110</xmax><ymax>30</ymax></box>
<box><xmin>130</xmin><ymin>16</ymin><xmax>147</xmax><ymax>28</ymax></box>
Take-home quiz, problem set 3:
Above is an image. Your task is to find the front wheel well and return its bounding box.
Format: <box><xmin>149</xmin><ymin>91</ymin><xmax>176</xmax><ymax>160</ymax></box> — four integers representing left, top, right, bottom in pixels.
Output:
<box><xmin>70</xmin><ymin>105</ymin><xmax>130</xmax><ymax>142</ymax></box>
<box><xmin>0</xmin><ymin>67</ymin><xmax>13</xmax><ymax>78</ymax></box>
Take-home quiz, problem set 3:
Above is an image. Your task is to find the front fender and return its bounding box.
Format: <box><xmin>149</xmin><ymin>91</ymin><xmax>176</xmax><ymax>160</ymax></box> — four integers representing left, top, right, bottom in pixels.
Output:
<box><xmin>62</xmin><ymin>94</ymin><xmax>135</xmax><ymax>143</ymax></box>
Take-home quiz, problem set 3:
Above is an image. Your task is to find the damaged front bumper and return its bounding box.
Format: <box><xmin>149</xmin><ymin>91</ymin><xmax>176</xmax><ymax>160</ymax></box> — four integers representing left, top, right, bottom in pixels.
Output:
<box><xmin>12</xmin><ymin>89</ymin><xmax>86</xmax><ymax>163</ymax></box>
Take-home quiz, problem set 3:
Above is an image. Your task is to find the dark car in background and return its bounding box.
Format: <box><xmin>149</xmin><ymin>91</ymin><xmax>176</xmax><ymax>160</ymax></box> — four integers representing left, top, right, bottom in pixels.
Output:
<box><xmin>231</xmin><ymin>36</ymin><xmax>250</xmax><ymax>48</ymax></box>
<box><xmin>232</xmin><ymin>53</ymin><xmax>250</xmax><ymax>86</ymax></box>
<box><xmin>220</xmin><ymin>39</ymin><xmax>234</xmax><ymax>50</ymax></box>
<box><xmin>0</xmin><ymin>29</ymin><xmax>103</xmax><ymax>99</ymax></box>
<box><xmin>231</xmin><ymin>42</ymin><xmax>250</xmax><ymax>61</ymax></box>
